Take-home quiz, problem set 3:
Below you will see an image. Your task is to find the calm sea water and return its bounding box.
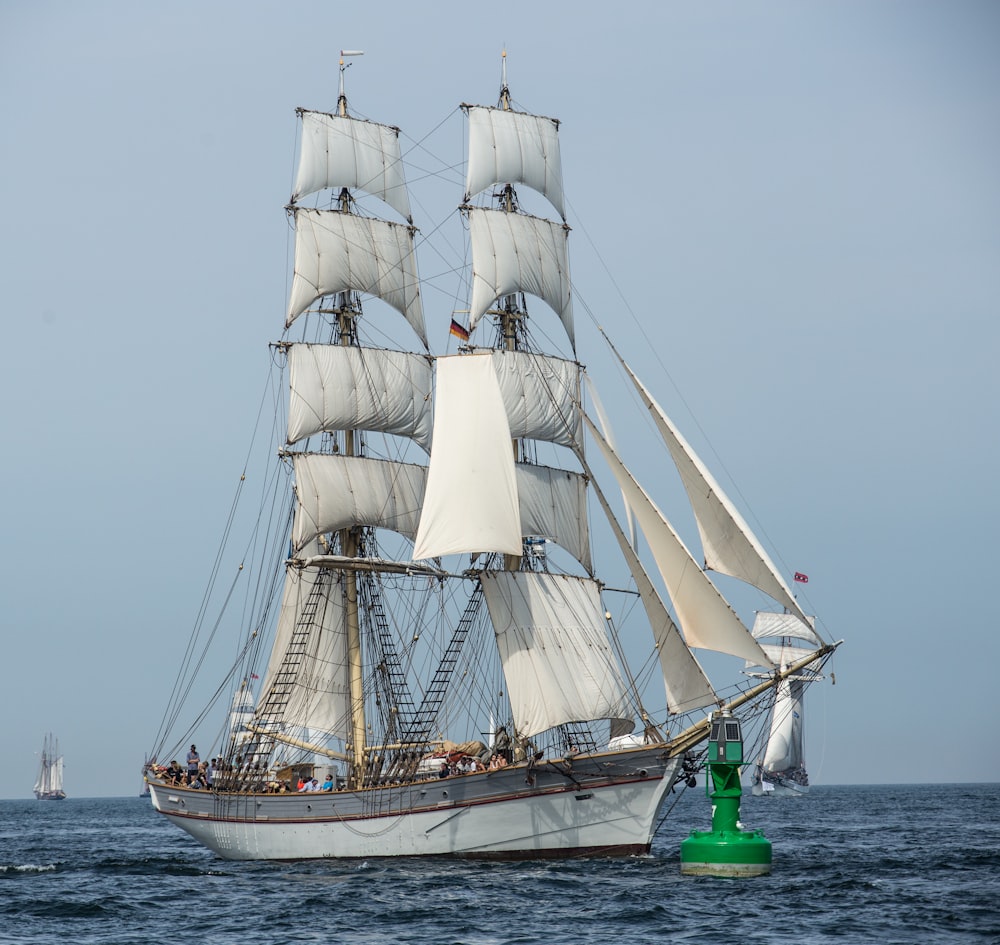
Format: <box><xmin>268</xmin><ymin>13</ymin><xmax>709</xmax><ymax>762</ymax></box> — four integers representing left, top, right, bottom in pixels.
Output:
<box><xmin>1</xmin><ymin>783</ymin><xmax>997</xmax><ymax>944</ymax></box>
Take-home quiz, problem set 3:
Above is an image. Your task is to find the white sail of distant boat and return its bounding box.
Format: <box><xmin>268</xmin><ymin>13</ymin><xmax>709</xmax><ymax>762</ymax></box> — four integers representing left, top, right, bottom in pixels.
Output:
<box><xmin>144</xmin><ymin>51</ymin><xmax>838</xmax><ymax>860</ymax></box>
<box><xmin>746</xmin><ymin>612</ymin><xmax>825</xmax><ymax>796</ymax></box>
<box><xmin>34</xmin><ymin>733</ymin><xmax>67</xmax><ymax>801</ymax></box>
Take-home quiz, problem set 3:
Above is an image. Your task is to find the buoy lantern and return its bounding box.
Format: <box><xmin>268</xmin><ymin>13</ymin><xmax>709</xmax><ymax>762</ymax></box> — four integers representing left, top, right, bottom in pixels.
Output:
<box><xmin>680</xmin><ymin>710</ymin><xmax>772</xmax><ymax>876</ymax></box>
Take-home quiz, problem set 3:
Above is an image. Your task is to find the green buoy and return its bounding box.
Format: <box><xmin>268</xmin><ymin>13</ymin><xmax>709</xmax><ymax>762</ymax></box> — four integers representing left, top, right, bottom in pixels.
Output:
<box><xmin>680</xmin><ymin>710</ymin><xmax>772</xmax><ymax>876</ymax></box>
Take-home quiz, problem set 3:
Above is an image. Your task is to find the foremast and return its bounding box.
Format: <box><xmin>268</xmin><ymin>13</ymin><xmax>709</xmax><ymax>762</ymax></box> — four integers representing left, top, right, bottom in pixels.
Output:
<box><xmin>334</xmin><ymin>51</ymin><xmax>366</xmax><ymax>788</ymax></box>
<box><xmin>248</xmin><ymin>50</ymin><xmax>429</xmax><ymax>792</ymax></box>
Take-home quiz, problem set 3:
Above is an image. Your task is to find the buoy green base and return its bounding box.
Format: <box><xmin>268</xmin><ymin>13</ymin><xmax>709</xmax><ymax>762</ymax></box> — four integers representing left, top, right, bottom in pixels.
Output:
<box><xmin>680</xmin><ymin>828</ymin><xmax>772</xmax><ymax>877</ymax></box>
<box><xmin>682</xmin><ymin>711</ymin><xmax>772</xmax><ymax>876</ymax></box>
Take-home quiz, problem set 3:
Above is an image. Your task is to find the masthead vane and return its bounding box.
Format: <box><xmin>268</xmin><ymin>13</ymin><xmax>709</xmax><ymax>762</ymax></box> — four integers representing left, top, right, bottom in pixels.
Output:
<box><xmin>499</xmin><ymin>48</ymin><xmax>510</xmax><ymax>110</ymax></box>
<box><xmin>338</xmin><ymin>49</ymin><xmax>364</xmax><ymax>117</ymax></box>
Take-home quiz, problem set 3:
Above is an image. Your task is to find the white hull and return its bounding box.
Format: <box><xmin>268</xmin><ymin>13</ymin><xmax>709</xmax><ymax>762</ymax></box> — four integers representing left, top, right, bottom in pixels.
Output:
<box><xmin>751</xmin><ymin>777</ymin><xmax>809</xmax><ymax>798</ymax></box>
<box><xmin>150</xmin><ymin>748</ymin><xmax>681</xmax><ymax>861</ymax></box>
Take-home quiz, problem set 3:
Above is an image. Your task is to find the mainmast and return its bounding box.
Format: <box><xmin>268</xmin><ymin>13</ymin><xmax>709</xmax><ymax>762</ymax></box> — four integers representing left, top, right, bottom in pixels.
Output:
<box><xmin>499</xmin><ymin>48</ymin><xmax>510</xmax><ymax>112</ymax></box>
<box><xmin>495</xmin><ymin>50</ymin><xmax>527</xmax><ymax>571</ymax></box>
<box><xmin>496</xmin><ymin>50</ymin><xmax>525</xmax><ymax>360</ymax></box>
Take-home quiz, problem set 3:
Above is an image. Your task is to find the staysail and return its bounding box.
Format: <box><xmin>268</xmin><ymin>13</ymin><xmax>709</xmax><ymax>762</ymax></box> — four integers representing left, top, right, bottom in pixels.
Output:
<box><xmin>584</xmin><ymin>414</ymin><xmax>771</xmax><ymax>666</ymax></box>
<box><xmin>616</xmin><ymin>351</ymin><xmax>812</xmax><ymax>628</ymax></box>
<box><xmin>413</xmin><ymin>354</ymin><xmax>521</xmax><ymax>559</ymax></box>
<box><xmin>585</xmin><ymin>463</ymin><xmax>719</xmax><ymax>714</ymax></box>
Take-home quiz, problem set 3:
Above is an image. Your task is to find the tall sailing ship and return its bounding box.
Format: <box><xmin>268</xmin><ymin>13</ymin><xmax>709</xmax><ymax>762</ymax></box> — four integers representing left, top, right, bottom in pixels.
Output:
<box><xmin>34</xmin><ymin>733</ymin><xmax>67</xmax><ymax>801</ymax></box>
<box><xmin>747</xmin><ymin>612</ymin><xmax>826</xmax><ymax>796</ymax></box>
<box><xmin>145</xmin><ymin>52</ymin><xmax>839</xmax><ymax>860</ymax></box>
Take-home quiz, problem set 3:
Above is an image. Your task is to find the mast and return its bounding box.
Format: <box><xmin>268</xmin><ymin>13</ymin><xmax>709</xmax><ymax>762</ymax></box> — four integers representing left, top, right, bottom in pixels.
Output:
<box><xmin>334</xmin><ymin>49</ymin><xmax>366</xmax><ymax>787</ymax></box>
<box><xmin>497</xmin><ymin>50</ymin><xmax>523</xmax><ymax>572</ymax></box>
<box><xmin>446</xmin><ymin>55</ymin><xmax>628</xmax><ymax>753</ymax></box>
<box><xmin>275</xmin><ymin>47</ymin><xmax>432</xmax><ymax>790</ymax></box>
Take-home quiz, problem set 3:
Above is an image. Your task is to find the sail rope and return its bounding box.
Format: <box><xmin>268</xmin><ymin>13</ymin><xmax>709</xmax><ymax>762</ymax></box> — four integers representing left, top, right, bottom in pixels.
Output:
<box><xmin>653</xmin><ymin>750</ymin><xmax>706</xmax><ymax>836</ymax></box>
<box><xmin>150</xmin><ymin>364</ymin><xmax>287</xmax><ymax>761</ymax></box>
<box><xmin>565</xmin><ymin>194</ymin><xmax>824</xmax><ymax>630</ymax></box>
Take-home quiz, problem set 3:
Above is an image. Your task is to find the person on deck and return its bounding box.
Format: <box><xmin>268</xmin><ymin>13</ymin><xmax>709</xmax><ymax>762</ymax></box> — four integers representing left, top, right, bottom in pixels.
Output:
<box><xmin>186</xmin><ymin>745</ymin><xmax>200</xmax><ymax>778</ymax></box>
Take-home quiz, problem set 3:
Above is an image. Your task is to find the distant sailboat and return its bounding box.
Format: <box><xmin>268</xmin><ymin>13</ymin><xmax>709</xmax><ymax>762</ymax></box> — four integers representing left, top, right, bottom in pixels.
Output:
<box><xmin>34</xmin><ymin>733</ymin><xmax>67</xmax><ymax>801</ymax></box>
<box><xmin>746</xmin><ymin>613</ymin><xmax>826</xmax><ymax>796</ymax></box>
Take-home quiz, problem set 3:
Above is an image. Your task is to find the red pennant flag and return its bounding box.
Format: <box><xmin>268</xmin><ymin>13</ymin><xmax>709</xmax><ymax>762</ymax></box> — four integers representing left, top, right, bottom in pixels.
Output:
<box><xmin>794</xmin><ymin>572</ymin><xmax>809</xmax><ymax>584</ymax></box>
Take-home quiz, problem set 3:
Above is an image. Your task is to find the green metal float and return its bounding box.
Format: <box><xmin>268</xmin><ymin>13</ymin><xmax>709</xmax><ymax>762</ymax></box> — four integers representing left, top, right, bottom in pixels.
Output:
<box><xmin>680</xmin><ymin>710</ymin><xmax>772</xmax><ymax>876</ymax></box>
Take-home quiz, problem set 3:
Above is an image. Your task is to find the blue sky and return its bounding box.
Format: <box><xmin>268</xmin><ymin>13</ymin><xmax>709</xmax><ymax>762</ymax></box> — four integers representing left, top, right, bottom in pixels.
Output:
<box><xmin>1</xmin><ymin>0</ymin><xmax>998</xmax><ymax>799</ymax></box>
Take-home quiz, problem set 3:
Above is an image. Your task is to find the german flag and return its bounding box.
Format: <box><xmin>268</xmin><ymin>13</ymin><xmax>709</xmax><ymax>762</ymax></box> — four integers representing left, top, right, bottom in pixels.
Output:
<box><xmin>450</xmin><ymin>319</ymin><xmax>470</xmax><ymax>342</ymax></box>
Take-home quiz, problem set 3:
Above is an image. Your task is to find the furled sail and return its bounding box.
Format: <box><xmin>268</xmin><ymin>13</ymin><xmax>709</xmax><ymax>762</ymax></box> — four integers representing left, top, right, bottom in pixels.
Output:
<box><xmin>467</xmin><ymin>207</ymin><xmax>573</xmax><ymax>347</ymax></box>
<box><xmin>412</xmin><ymin>354</ymin><xmax>520</xmax><ymax>559</ymax></box>
<box><xmin>257</xmin><ymin>565</ymin><xmax>351</xmax><ymax>740</ymax></box>
<box><xmin>618</xmin><ymin>355</ymin><xmax>812</xmax><ymax>629</ymax></box>
<box><xmin>292</xmin><ymin>109</ymin><xmax>413</xmax><ymax>223</ymax></box>
<box><xmin>286</xmin><ymin>208</ymin><xmax>426</xmax><ymax>345</ymax></box>
<box><xmin>584</xmin><ymin>415</ymin><xmax>771</xmax><ymax>665</ymax></box>
<box><xmin>515</xmin><ymin>463</ymin><xmax>591</xmax><ymax>573</ymax></box>
<box><xmin>291</xmin><ymin>454</ymin><xmax>426</xmax><ymax>551</ymax></box>
<box><xmin>586</xmin><ymin>467</ymin><xmax>718</xmax><ymax>714</ymax></box>
<box><xmin>481</xmin><ymin>570</ymin><xmax>633</xmax><ymax>739</ymax></box>
<box><xmin>490</xmin><ymin>349</ymin><xmax>581</xmax><ymax>449</ymax></box>
<box><xmin>463</xmin><ymin>105</ymin><xmax>565</xmax><ymax>220</ymax></box>
<box><xmin>287</xmin><ymin>344</ymin><xmax>433</xmax><ymax>451</ymax></box>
